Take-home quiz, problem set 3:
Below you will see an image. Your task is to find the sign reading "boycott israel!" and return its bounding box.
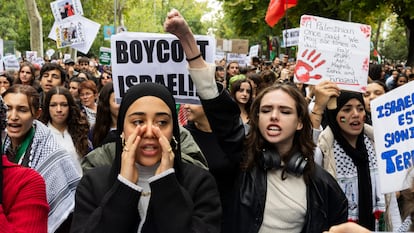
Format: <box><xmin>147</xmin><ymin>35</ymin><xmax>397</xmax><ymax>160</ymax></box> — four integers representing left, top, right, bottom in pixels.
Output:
<box><xmin>371</xmin><ymin>81</ymin><xmax>414</xmax><ymax>194</ymax></box>
<box><xmin>111</xmin><ymin>32</ymin><xmax>216</xmax><ymax>104</ymax></box>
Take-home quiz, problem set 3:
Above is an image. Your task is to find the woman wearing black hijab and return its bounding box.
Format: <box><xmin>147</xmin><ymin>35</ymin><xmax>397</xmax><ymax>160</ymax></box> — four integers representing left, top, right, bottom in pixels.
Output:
<box><xmin>317</xmin><ymin>91</ymin><xmax>395</xmax><ymax>231</ymax></box>
<box><xmin>70</xmin><ymin>83</ymin><xmax>221</xmax><ymax>233</ymax></box>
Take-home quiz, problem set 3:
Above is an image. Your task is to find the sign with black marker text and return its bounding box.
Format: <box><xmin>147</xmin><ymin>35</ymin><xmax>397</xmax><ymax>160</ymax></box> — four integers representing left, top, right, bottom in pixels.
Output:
<box><xmin>295</xmin><ymin>15</ymin><xmax>371</xmax><ymax>93</ymax></box>
<box><xmin>111</xmin><ymin>32</ymin><xmax>216</xmax><ymax>103</ymax></box>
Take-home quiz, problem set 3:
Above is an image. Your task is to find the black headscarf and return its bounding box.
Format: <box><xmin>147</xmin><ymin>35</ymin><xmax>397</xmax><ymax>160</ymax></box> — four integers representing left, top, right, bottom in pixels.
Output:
<box><xmin>326</xmin><ymin>91</ymin><xmax>374</xmax><ymax>230</ymax></box>
<box><xmin>109</xmin><ymin>82</ymin><xmax>182</xmax><ymax>183</ymax></box>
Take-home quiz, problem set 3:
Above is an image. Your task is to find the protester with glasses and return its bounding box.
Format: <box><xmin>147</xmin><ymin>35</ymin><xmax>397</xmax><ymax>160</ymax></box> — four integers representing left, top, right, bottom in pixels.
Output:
<box><xmin>79</xmin><ymin>80</ymin><xmax>98</xmax><ymax>128</ymax></box>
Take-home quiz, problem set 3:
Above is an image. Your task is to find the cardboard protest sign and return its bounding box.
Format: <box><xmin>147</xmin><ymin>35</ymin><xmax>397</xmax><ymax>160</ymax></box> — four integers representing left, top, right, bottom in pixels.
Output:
<box><xmin>295</xmin><ymin>15</ymin><xmax>371</xmax><ymax>93</ymax></box>
<box><xmin>111</xmin><ymin>32</ymin><xmax>215</xmax><ymax>104</ymax></box>
<box><xmin>50</xmin><ymin>0</ymin><xmax>83</xmax><ymax>22</ymax></box>
<box><xmin>371</xmin><ymin>81</ymin><xmax>414</xmax><ymax>193</ymax></box>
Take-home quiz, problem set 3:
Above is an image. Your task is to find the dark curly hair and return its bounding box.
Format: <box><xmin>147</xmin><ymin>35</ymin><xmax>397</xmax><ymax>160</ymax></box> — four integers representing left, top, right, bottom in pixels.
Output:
<box><xmin>243</xmin><ymin>83</ymin><xmax>315</xmax><ymax>182</ymax></box>
<box><xmin>39</xmin><ymin>86</ymin><xmax>90</xmax><ymax>157</ymax></box>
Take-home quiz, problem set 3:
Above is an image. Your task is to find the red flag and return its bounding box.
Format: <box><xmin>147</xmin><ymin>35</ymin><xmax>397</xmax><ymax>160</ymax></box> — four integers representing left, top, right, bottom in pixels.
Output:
<box><xmin>373</xmin><ymin>49</ymin><xmax>379</xmax><ymax>57</ymax></box>
<box><xmin>265</xmin><ymin>0</ymin><xmax>298</xmax><ymax>27</ymax></box>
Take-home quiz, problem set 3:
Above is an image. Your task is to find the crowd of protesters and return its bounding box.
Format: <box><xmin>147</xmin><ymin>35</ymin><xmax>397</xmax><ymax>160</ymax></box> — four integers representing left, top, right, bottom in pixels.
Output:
<box><xmin>2</xmin><ymin>9</ymin><xmax>414</xmax><ymax>233</ymax></box>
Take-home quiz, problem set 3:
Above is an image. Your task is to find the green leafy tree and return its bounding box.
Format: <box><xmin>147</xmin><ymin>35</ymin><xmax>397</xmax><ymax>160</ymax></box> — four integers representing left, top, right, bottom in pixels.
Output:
<box><xmin>1</xmin><ymin>0</ymin><xmax>212</xmax><ymax>59</ymax></box>
<box><xmin>384</xmin><ymin>0</ymin><xmax>414</xmax><ymax>66</ymax></box>
<box><xmin>380</xmin><ymin>17</ymin><xmax>408</xmax><ymax>63</ymax></box>
<box><xmin>217</xmin><ymin>0</ymin><xmax>414</xmax><ymax>64</ymax></box>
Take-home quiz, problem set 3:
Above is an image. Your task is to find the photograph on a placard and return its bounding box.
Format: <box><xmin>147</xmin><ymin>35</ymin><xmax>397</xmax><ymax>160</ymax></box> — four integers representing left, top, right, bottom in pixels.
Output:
<box><xmin>56</xmin><ymin>19</ymin><xmax>86</xmax><ymax>48</ymax></box>
<box><xmin>50</xmin><ymin>0</ymin><xmax>83</xmax><ymax>22</ymax></box>
<box><xmin>25</xmin><ymin>51</ymin><xmax>37</xmax><ymax>63</ymax></box>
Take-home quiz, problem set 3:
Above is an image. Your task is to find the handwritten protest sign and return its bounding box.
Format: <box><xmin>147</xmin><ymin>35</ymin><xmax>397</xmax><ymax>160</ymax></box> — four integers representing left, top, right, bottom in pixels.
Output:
<box><xmin>294</xmin><ymin>15</ymin><xmax>371</xmax><ymax>93</ymax></box>
<box><xmin>111</xmin><ymin>32</ymin><xmax>215</xmax><ymax>104</ymax></box>
<box><xmin>371</xmin><ymin>81</ymin><xmax>414</xmax><ymax>194</ymax></box>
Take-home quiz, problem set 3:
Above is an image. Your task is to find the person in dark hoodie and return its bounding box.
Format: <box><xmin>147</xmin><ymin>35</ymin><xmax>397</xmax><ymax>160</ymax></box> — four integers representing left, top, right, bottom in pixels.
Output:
<box><xmin>70</xmin><ymin>82</ymin><xmax>221</xmax><ymax>233</ymax></box>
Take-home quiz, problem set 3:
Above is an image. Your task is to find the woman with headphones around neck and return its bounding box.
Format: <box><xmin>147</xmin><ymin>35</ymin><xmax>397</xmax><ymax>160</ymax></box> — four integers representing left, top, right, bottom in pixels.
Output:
<box><xmin>165</xmin><ymin>9</ymin><xmax>348</xmax><ymax>233</ymax></box>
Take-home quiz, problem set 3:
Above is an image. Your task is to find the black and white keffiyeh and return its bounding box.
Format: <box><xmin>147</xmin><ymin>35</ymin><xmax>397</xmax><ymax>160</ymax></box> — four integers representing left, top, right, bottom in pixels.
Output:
<box><xmin>3</xmin><ymin>120</ymin><xmax>81</xmax><ymax>232</ymax></box>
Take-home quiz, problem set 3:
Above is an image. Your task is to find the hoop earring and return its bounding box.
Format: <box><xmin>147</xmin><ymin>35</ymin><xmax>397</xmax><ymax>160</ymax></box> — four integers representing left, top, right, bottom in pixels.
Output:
<box><xmin>171</xmin><ymin>136</ymin><xmax>178</xmax><ymax>151</ymax></box>
<box><xmin>121</xmin><ymin>135</ymin><xmax>126</xmax><ymax>147</ymax></box>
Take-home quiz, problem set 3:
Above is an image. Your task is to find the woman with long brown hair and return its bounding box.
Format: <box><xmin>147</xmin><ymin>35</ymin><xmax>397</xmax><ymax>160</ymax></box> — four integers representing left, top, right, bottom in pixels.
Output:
<box><xmin>165</xmin><ymin>9</ymin><xmax>348</xmax><ymax>233</ymax></box>
<box><xmin>39</xmin><ymin>86</ymin><xmax>90</xmax><ymax>173</ymax></box>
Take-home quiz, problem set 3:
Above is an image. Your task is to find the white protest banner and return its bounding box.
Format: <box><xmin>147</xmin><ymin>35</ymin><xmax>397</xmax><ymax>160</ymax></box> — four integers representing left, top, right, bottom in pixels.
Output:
<box><xmin>111</xmin><ymin>32</ymin><xmax>216</xmax><ymax>104</ymax></box>
<box><xmin>227</xmin><ymin>53</ymin><xmax>247</xmax><ymax>66</ymax></box>
<box><xmin>3</xmin><ymin>55</ymin><xmax>20</xmax><ymax>71</ymax></box>
<box><xmin>294</xmin><ymin>15</ymin><xmax>371</xmax><ymax>93</ymax></box>
<box><xmin>281</xmin><ymin>28</ymin><xmax>300</xmax><ymax>48</ymax></box>
<box><xmin>70</xmin><ymin>17</ymin><xmax>100</xmax><ymax>54</ymax></box>
<box><xmin>249</xmin><ymin>45</ymin><xmax>259</xmax><ymax>57</ymax></box>
<box><xmin>371</xmin><ymin>81</ymin><xmax>414</xmax><ymax>193</ymax></box>
<box><xmin>50</xmin><ymin>0</ymin><xmax>83</xmax><ymax>22</ymax></box>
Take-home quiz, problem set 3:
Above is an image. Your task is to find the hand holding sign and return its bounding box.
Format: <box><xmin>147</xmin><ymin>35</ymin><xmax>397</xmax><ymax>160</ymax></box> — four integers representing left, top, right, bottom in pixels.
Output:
<box><xmin>295</xmin><ymin>15</ymin><xmax>371</xmax><ymax>93</ymax></box>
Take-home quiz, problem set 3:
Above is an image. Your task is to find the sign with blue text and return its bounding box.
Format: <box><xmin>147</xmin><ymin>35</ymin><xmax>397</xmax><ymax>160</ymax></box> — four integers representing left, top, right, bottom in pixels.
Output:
<box><xmin>371</xmin><ymin>81</ymin><xmax>414</xmax><ymax>193</ymax></box>
<box><xmin>111</xmin><ymin>32</ymin><xmax>216</xmax><ymax>104</ymax></box>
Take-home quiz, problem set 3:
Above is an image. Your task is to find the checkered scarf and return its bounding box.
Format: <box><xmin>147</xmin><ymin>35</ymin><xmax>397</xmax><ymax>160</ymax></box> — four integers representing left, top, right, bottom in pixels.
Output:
<box><xmin>3</xmin><ymin>120</ymin><xmax>81</xmax><ymax>232</ymax></box>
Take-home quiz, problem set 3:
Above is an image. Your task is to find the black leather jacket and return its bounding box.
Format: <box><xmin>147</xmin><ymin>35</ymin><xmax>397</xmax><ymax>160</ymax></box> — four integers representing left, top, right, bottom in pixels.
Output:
<box><xmin>233</xmin><ymin>164</ymin><xmax>348</xmax><ymax>233</ymax></box>
<box><xmin>201</xmin><ymin>85</ymin><xmax>348</xmax><ymax>233</ymax></box>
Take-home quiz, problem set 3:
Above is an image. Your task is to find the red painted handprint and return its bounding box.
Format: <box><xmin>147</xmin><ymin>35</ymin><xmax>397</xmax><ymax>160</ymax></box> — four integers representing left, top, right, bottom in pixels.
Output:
<box><xmin>360</xmin><ymin>25</ymin><xmax>371</xmax><ymax>38</ymax></box>
<box><xmin>294</xmin><ymin>49</ymin><xmax>326</xmax><ymax>82</ymax></box>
